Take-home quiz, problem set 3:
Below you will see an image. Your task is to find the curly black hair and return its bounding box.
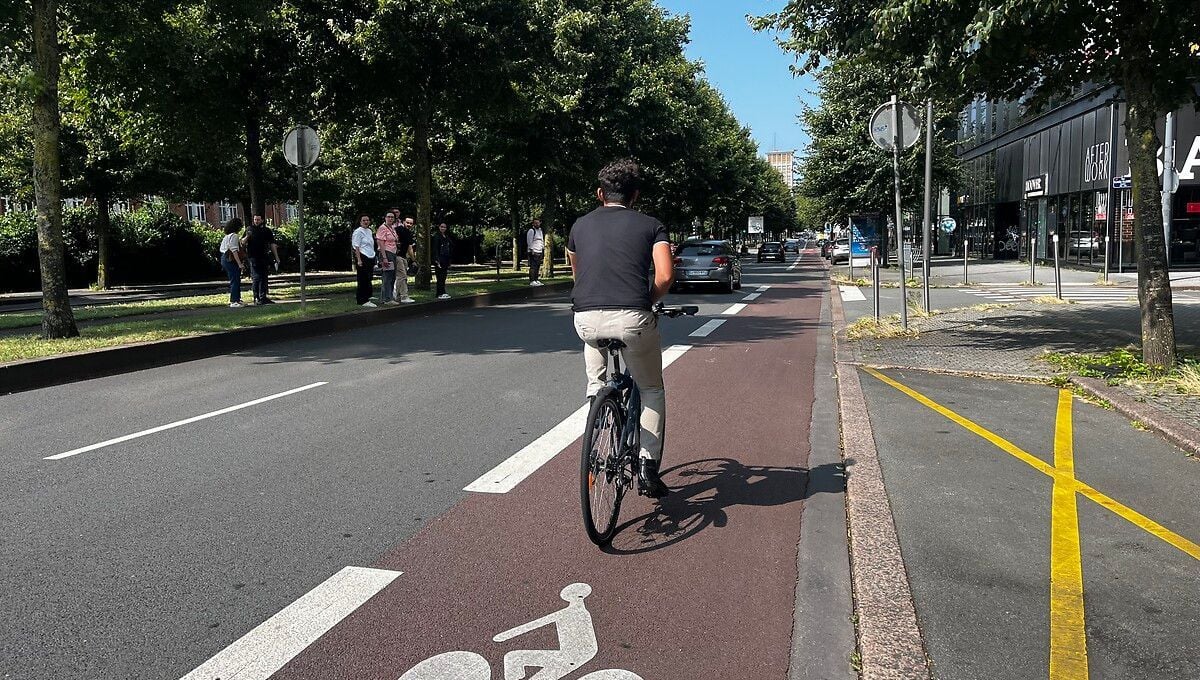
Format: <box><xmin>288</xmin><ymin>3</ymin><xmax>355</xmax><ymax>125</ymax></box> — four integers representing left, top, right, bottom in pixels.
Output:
<box><xmin>224</xmin><ymin>217</ymin><xmax>243</xmax><ymax>235</ymax></box>
<box><xmin>597</xmin><ymin>158</ymin><xmax>643</xmax><ymax>205</ymax></box>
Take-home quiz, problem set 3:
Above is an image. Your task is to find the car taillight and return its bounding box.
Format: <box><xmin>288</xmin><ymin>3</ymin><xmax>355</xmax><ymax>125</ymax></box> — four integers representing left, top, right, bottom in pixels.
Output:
<box><xmin>712</xmin><ymin>256</ymin><xmax>730</xmax><ymax>266</ymax></box>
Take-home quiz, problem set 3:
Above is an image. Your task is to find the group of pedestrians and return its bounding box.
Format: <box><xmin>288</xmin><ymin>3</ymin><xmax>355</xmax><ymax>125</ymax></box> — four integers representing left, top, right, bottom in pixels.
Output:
<box><xmin>219</xmin><ymin>214</ymin><xmax>281</xmax><ymax>308</ymax></box>
<box><xmin>352</xmin><ymin>210</ymin><xmax>454</xmax><ymax>307</ymax></box>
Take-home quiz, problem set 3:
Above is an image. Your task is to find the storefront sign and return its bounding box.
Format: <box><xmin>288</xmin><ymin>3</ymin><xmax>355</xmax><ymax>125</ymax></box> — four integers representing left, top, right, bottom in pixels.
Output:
<box><xmin>1095</xmin><ymin>192</ymin><xmax>1108</xmax><ymax>221</ymax></box>
<box><xmin>1084</xmin><ymin>142</ymin><xmax>1110</xmax><ymax>184</ymax></box>
<box><xmin>1024</xmin><ymin>175</ymin><xmax>1047</xmax><ymax>198</ymax></box>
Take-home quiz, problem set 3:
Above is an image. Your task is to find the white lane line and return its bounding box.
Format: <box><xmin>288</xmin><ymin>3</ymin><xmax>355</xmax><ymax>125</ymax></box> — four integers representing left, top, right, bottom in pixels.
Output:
<box><xmin>741</xmin><ymin>292</ymin><xmax>762</xmax><ymax>301</ymax></box>
<box><xmin>46</xmin><ymin>382</ymin><xmax>328</xmax><ymax>461</ymax></box>
<box><xmin>180</xmin><ymin>566</ymin><xmax>400</xmax><ymax>680</ymax></box>
<box><xmin>721</xmin><ymin>303</ymin><xmax>747</xmax><ymax>316</ymax></box>
<box><xmin>689</xmin><ymin>319</ymin><xmax>727</xmax><ymax>338</ymax></box>
<box><xmin>756</xmin><ymin>285</ymin><xmax>771</xmax><ymax>293</ymax></box>
<box><xmin>465</xmin><ymin>344</ymin><xmax>694</xmax><ymax>494</ymax></box>
<box><xmin>838</xmin><ymin>286</ymin><xmax>867</xmax><ymax>302</ymax></box>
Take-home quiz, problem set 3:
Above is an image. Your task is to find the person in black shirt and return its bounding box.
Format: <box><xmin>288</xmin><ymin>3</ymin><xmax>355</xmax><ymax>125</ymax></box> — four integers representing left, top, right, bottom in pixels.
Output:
<box><xmin>395</xmin><ymin>216</ymin><xmax>417</xmax><ymax>303</ymax></box>
<box><xmin>432</xmin><ymin>222</ymin><xmax>453</xmax><ymax>299</ymax></box>
<box><xmin>241</xmin><ymin>214</ymin><xmax>281</xmax><ymax>304</ymax></box>
<box><xmin>566</xmin><ymin>158</ymin><xmax>675</xmax><ymax>497</ymax></box>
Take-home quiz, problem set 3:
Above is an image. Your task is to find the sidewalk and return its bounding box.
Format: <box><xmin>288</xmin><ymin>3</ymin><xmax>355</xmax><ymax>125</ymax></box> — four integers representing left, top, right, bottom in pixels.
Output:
<box><xmin>834</xmin><ymin>256</ymin><xmax>1200</xmax><ymax>290</ymax></box>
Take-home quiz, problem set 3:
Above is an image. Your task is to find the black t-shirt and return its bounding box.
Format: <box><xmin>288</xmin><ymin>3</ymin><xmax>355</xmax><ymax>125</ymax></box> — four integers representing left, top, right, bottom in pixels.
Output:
<box><xmin>567</xmin><ymin>206</ymin><xmax>669</xmax><ymax>312</ymax></box>
<box><xmin>397</xmin><ymin>226</ymin><xmax>414</xmax><ymax>254</ymax></box>
<box><xmin>245</xmin><ymin>225</ymin><xmax>276</xmax><ymax>259</ymax></box>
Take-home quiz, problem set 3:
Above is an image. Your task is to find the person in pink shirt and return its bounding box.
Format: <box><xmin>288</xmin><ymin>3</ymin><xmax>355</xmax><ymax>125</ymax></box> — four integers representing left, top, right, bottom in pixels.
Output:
<box><xmin>376</xmin><ymin>211</ymin><xmax>400</xmax><ymax>305</ymax></box>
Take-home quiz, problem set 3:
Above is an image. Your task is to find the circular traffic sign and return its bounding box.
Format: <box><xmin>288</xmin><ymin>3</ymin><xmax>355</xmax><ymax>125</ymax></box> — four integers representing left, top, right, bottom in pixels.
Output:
<box><xmin>939</xmin><ymin>217</ymin><xmax>957</xmax><ymax>234</ymax></box>
<box><xmin>283</xmin><ymin>125</ymin><xmax>321</xmax><ymax>169</ymax></box>
<box><xmin>868</xmin><ymin>101</ymin><xmax>921</xmax><ymax>152</ymax></box>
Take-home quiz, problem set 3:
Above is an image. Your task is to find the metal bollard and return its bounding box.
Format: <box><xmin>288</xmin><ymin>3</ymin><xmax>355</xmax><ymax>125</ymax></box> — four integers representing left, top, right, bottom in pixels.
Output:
<box><xmin>1103</xmin><ymin>236</ymin><xmax>1110</xmax><ymax>282</ymax></box>
<box><xmin>963</xmin><ymin>237</ymin><xmax>970</xmax><ymax>285</ymax></box>
<box><xmin>872</xmin><ymin>249</ymin><xmax>881</xmax><ymax>321</ymax></box>
<box><xmin>1052</xmin><ymin>233</ymin><xmax>1062</xmax><ymax>299</ymax></box>
<box><xmin>1030</xmin><ymin>236</ymin><xmax>1037</xmax><ymax>285</ymax></box>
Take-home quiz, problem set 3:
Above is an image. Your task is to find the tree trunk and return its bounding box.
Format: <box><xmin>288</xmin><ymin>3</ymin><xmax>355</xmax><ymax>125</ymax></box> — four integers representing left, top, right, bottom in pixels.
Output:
<box><xmin>244</xmin><ymin>106</ymin><xmax>266</xmax><ymax>220</ymax></box>
<box><xmin>96</xmin><ymin>188</ymin><xmax>111</xmax><ymax>289</ymax></box>
<box><xmin>1124</xmin><ymin>76</ymin><xmax>1176</xmax><ymax>369</ymax></box>
<box><xmin>413</xmin><ymin>118</ymin><xmax>433</xmax><ymax>290</ymax></box>
<box><xmin>31</xmin><ymin>0</ymin><xmax>78</xmax><ymax>339</ymax></box>
<box><xmin>509</xmin><ymin>187</ymin><xmax>520</xmax><ymax>271</ymax></box>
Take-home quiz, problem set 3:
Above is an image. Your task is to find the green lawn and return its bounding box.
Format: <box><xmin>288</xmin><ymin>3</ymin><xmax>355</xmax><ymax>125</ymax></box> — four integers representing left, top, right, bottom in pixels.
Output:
<box><xmin>0</xmin><ymin>273</ymin><xmax>569</xmax><ymax>363</ymax></box>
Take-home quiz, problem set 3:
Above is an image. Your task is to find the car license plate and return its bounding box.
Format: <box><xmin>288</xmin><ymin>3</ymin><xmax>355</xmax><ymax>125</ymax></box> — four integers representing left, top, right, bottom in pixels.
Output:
<box><xmin>687</xmin><ymin>270</ymin><xmax>707</xmax><ymax>277</ymax></box>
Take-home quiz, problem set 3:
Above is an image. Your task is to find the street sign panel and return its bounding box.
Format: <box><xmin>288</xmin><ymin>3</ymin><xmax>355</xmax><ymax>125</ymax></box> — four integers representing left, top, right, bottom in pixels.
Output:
<box><xmin>284</xmin><ymin>125</ymin><xmax>321</xmax><ymax>169</ymax></box>
<box><xmin>748</xmin><ymin>216</ymin><xmax>764</xmax><ymax>234</ymax></box>
<box><xmin>869</xmin><ymin>101</ymin><xmax>920</xmax><ymax>151</ymax></box>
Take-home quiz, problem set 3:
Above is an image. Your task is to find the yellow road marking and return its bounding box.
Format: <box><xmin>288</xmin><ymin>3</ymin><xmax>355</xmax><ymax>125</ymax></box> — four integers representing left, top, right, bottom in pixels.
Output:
<box><xmin>862</xmin><ymin>367</ymin><xmax>1200</xmax><ymax>561</ymax></box>
<box><xmin>1050</xmin><ymin>390</ymin><xmax>1089</xmax><ymax>678</ymax></box>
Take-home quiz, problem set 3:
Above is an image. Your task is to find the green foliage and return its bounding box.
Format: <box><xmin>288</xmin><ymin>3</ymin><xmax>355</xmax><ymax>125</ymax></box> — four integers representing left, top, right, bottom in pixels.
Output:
<box><xmin>1043</xmin><ymin>347</ymin><xmax>1156</xmax><ymax>381</ymax></box>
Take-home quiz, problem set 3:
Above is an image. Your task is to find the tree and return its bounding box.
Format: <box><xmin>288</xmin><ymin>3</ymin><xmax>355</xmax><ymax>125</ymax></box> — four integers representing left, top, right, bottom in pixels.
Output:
<box><xmin>28</xmin><ymin>0</ymin><xmax>78</xmax><ymax>338</ymax></box>
<box><xmin>756</xmin><ymin>0</ymin><xmax>1200</xmax><ymax>369</ymax></box>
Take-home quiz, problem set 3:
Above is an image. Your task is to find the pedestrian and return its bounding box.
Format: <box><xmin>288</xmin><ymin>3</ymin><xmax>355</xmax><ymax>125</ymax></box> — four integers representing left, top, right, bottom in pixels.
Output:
<box><xmin>527</xmin><ymin>218</ymin><xmax>545</xmax><ymax>286</ymax></box>
<box><xmin>376</xmin><ymin>211</ymin><xmax>399</xmax><ymax>305</ymax></box>
<box><xmin>241</xmin><ymin>214</ymin><xmax>281</xmax><ymax>304</ymax></box>
<box><xmin>433</xmin><ymin>222</ymin><xmax>453</xmax><ymax>299</ymax></box>
<box><xmin>395</xmin><ymin>216</ymin><xmax>417</xmax><ymax>303</ymax></box>
<box><xmin>352</xmin><ymin>214</ymin><xmax>377</xmax><ymax>307</ymax></box>
<box><xmin>219</xmin><ymin>217</ymin><xmax>246</xmax><ymax>308</ymax></box>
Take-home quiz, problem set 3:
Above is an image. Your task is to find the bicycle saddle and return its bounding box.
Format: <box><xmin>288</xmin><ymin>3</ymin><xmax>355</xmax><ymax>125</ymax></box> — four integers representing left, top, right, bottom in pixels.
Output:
<box><xmin>596</xmin><ymin>338</ymin><xmax>626</xmax><ymax>350</ymax></box>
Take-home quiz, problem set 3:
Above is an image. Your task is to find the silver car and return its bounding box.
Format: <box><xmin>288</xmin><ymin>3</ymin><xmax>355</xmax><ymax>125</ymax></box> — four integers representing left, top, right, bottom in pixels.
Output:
<box><xmin>672</xmin><ymin>240</ymin><xmax>742</xmax><ymax>293</ymax></box>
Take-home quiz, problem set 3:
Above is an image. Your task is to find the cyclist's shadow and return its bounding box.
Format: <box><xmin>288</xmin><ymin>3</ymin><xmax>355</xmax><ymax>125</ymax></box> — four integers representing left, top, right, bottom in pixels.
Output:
<box><xmin>602</xmin><ymin>457</ymin><xmax>840</xmax><ymax>555</ymax></box>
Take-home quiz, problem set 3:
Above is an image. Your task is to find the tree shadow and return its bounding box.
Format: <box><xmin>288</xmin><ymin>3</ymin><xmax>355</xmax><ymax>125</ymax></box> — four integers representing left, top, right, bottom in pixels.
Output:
<box><xmin>602</xmin><ymin>456</ymin><xmax>844</xmax><ymax>555</ymax></box>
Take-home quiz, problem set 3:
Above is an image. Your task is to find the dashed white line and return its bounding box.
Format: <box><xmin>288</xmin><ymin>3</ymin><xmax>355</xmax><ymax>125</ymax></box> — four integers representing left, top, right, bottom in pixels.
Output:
<box><xmin>180</xmin><ymin>566</ymin><xmax>401</xmax><ymax>680</ymax></box>
<box><xmin>689</xmin><ymin>319</ymin><xmax>727</xmax><ymax>338</ymax></box>
<box><xmin>721</xmin><ymin>303</ymin><xmax>747</xmax><ymax>316</ymax></box>
<box><xmin>741</xmin><ymin>292</ymin><xmax>761</xmax><ymax>301</ymax></box>
<box><xmin>465</xmin><ymin>344</ymin><xmax>694</xmax><ymax>494</ymax></box>
<box><xmin>756</xmin><ymin>285</ymin><xmax>771</xmax><ymax>293</ymax></box>
<box><xmin>46</xmin><ymin>382</ymin><xmax>328</xmax><ymax>461</ymax></box>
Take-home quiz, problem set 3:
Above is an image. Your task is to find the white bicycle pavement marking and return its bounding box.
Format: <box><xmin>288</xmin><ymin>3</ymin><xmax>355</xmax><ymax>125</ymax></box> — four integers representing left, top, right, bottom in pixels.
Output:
<box><xmin>837</xmin><ymin>286</ymin><xmax>867</xmax><ymax>302</ymax></box>
<box><xmin>721</xmin><ymin>303</ymin><xmax>747</xmax><ymax>316</ymax></box>
<box><xmin>464</xmin><ymin>345</ymin><xmax>693</xmax><ymax>494</ymax></box>
<box><xmin>688</xmin><ymin>319</ymin><xmax>727</xmax><ymax>338</ymax></box>
<box><xmin>180</xmin><ymin>566</ymin><xmax>400</xmax><ymax>680</ymax></box>
<box><xmin>46</xmin><ymin>382</ymin><xmax>328</xmax><ymax>461</ymax></box>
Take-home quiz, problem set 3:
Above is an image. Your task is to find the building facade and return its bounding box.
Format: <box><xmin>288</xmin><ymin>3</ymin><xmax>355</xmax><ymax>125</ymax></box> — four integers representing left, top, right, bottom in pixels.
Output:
<box><xmin>767</xmin><ymin>150</ymin><xmax>796</xmax><ymax>190</ymax></box>
<box><xmin>954</xmin><ymin>87</ymin><xmax>1200</xmax><ymax>271</ymax></box>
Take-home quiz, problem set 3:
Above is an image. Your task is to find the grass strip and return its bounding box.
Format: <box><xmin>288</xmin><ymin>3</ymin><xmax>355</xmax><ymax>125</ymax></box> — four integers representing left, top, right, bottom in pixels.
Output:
<box><xmin>0</xmin><ymin>274</ymin><xmax>569</xmax><ymax>363</ymax></box>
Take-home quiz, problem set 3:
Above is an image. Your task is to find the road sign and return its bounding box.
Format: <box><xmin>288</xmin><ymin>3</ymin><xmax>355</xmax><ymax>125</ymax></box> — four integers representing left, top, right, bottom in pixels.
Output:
<box><xmin>939</xmin><ymin>217</ymin><xmax>957</xmax><ymax>234</ymax></box>
<box><xmin>869</xmin><ymin>101</ymin><xmax>920</xmax><ymax>151</ymax></box>
<box><xmin>748</xmin><ymin>216</ymin><xmax>764</xmax><ymax>234</ymax></box>
<box><xmin>283</xmin><ymin>125</ymin><xmax>320</xmax><ymax>169</ymax></box>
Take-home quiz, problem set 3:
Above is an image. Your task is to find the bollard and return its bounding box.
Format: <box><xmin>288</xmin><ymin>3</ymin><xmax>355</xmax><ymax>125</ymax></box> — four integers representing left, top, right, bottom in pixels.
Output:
<box><xmin>963</xmin><ymin>237</ymin><xmax>970</xmax><ymax>285</ymax></box>
<box><xmin>1030</xmin><ymin>236</ymin><xmax>1037</xmax><ymax>285</ymax></box>
<box><xmin>848</xmin><ymin>233</ymin><xmax>855</xmax><ymax>282</ymax></box>
<box><xmin>1052</xmin><ymin>233</ymin><xmax>1062</xmax><ymax>299</ymax></box>
<box><xmin>872</xmin><ymin>249</ymin><xmax>881</xmax><ymax>322</ymax></box>
<box><xmin>1103</xmin><ymin>236</ymin><xmax>1110</xmax><ymax>282</ymax></box>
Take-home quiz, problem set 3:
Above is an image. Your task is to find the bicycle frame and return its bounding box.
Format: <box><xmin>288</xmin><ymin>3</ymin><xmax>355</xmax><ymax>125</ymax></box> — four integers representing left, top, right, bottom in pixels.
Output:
<box><xmin>604</xmin><ymin>348</ymin><xmax>641</xmax><ymax>458</ymax></box>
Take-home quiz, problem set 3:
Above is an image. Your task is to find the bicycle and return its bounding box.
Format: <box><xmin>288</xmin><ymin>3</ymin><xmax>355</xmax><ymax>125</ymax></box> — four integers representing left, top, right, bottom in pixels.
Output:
<box><xmin>580</xmin><ymin>302</ymin><xmax>698</xmax><ymax>546</ymax></box>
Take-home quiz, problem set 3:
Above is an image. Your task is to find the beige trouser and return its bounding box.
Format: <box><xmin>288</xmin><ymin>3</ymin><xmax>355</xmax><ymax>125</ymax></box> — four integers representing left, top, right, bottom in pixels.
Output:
<box><xmin>393</xmin><ymin>257</ymin><xmax>410</xmax><ymax>299</ymax></box>
<box><xmin>574</xmin><ymin>309</ymin><xmax>665</xmax><ymax>462</ymax></box>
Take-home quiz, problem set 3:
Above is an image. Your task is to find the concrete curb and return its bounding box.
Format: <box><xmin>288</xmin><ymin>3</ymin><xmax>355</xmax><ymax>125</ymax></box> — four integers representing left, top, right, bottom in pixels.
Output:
<box><xmin>0</xmin><ymin>281</ymin><xmax>571</xmax><ymax>395</ymax></box>
<box><xmin>1070</xmin><ymin>376</ymin><xmax>1200</xmax><ymax>457</ymax></box>
<box><xmin>831</xmin><ymin>287</ymin><xmax>932</xmax><ymax>680</ymax></box>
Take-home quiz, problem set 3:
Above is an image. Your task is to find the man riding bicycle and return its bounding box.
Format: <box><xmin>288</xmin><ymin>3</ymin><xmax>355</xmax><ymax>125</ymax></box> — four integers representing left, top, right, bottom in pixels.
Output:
<box><xmin>566</xmin><ymin>159</ymin><xmax>675</xmax><ymax>498</ymax></box>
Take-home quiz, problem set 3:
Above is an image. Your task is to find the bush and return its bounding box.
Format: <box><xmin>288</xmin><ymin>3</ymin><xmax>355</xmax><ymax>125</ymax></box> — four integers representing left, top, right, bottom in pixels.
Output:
<box><xmin>0</xmin><ymin>211</ymin><xmax>38</xmax><ymax>293</ymax></box>
<box><xmin>279</xmin><ymin>214</ymin><xmax>352</xmax><ymax>272</ymax></box>
<box><xmin>110</xmin><ymin>203</ymin><xmax>217</xmax><ymax>285</ymax></box>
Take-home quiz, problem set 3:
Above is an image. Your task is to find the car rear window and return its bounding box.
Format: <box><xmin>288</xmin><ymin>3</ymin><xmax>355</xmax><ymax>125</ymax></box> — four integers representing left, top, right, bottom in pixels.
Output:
<box><xmin>677</xmin><ymin>245</ymin><xmax>719</xmax><ymax>256</ymax></box>
<box><xmin>762</xmin><ymin>243</ymin><xmax>781</xmax><ymax>249</ymax></box>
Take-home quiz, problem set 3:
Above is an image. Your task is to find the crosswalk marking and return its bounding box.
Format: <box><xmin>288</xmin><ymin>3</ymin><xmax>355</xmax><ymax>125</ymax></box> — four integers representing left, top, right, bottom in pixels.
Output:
<box><xmin>961</xmin><ymin>287</ymin><xmax>1137</xmax><ymax>305</ymax></box>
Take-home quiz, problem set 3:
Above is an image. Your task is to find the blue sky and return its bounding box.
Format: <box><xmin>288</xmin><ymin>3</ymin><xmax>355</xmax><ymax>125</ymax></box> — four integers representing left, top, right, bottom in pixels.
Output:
<box><xmin>657</xmin><ymin>0</ymin><xmax>818</xmax><ymax>157</ymax></box>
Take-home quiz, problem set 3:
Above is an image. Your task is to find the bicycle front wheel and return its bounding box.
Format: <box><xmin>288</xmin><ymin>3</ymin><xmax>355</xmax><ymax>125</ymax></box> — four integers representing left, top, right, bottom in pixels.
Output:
<box><xmin>581</xmin><ymin>388</ymin><xmax>625</xmax><ymax>545</ymax></box>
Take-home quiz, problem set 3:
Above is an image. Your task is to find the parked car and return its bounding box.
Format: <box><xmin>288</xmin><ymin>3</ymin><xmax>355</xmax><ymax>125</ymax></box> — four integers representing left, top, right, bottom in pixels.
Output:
<box><xmin>758</xmin><ymin>241</ymin><xmax>785</xmax><ymax>263</ymax></box>
<box><xmin>673</xmin><ymin>240</ymin><xmax>742</xmax><ymax>293</ymax></box>
<box><xmin>819</xmin><ymin>239</ymin><xmax>833</xmax><ymax>259</ymax></box>
<box><xmin>783</xmin><ymin>239</ymin><xmax>800</xmax><ymax>253</ymax></box>
<box><xmin>831</xmin><ymin>238</ymin><xmax>851</xmax><ymax>264</ymax></box>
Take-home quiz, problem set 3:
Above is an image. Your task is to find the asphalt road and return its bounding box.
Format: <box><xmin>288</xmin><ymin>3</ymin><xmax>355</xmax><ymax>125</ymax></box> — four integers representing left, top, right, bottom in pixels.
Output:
<box><xmin>859</xmin><ymin>368</ymin><xmax>1200</xmax><ymax>679</ymax></box>
<box><xmin>0</xmin><ymin>253</ymin><xmax>850</xmax><ymax>679</ymax></box>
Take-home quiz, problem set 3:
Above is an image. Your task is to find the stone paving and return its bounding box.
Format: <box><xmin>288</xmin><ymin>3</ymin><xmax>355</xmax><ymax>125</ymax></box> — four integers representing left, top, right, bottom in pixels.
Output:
<box><xmin>837</xmin><ymin>298</ymin><xmax>1200</xmax><ymax>432</ymax></box>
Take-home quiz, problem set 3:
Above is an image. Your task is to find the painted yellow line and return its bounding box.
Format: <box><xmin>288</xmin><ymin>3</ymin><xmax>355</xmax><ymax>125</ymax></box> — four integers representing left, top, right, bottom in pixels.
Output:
<box><xmin>1049</xmin><ymin>390</ymin><xmax>1089</xmax><ymax>679</ymax></box>
<box><xmin>863</xmin><ymin>368</ymin><xmax>1200</xmax><ymax>562</ymax></box>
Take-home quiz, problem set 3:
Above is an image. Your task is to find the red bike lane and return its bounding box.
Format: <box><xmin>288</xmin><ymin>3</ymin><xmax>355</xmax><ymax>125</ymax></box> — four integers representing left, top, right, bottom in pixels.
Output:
<box><xmin>271</xmin><ymin>265</ymin><xmax>825</xmax><ymax>680</ymax></box>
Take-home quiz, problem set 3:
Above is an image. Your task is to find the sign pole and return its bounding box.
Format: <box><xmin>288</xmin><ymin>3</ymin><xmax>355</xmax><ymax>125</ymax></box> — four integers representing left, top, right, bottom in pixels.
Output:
<box><xmin>891</xmin><ymin>94</ymin><xmax>907</xmax><ymax>330</ymax></box>
<box><xmin>921</xmin><ymin>99</ymin><xmax>933</xmax><ymax>314</ymax></box>
<box><xmin>297</xmin><ymin>165</ymin><xmax>306</xmax><ymax>311</ymax></box>
<box><xmin>1163</xmin><ymin>111</ymin><xmax>1176</xmax><ymax>267</ymax></box>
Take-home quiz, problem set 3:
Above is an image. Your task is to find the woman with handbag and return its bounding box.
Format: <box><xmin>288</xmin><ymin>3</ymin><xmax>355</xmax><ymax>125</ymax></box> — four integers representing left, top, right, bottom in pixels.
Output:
<box><xmin>376</xmin><ymin>212</ymin><xmax>399</xmax><ymax>305</ymax></box>
<box><xmin>219</xmin><ymin>218</ymin><xmax>246</xmax><ymax>308</ymax></box>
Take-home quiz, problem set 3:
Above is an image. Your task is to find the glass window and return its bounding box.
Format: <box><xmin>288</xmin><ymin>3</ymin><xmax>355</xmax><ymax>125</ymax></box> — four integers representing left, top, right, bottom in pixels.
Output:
<box><xmin>185</xmin><ymin>202</ymin><xmax>207</xmax><ymax>222</ymax></box>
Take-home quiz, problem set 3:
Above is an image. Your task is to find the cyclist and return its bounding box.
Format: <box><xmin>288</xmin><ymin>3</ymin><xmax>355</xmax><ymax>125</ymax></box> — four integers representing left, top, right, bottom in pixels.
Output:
<box><xmin>566</xmin><ymin>158</ymin><xmax>675</xmax><ymax>498</ymax></box>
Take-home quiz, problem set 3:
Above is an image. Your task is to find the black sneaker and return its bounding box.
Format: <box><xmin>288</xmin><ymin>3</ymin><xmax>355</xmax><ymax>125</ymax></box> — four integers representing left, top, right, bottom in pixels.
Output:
<box><xmin>260</xmin><ymin>297</ymin><xmax>276</xmax><ymax>304</ymax></box>
<box><xmin>638</xmin><ymin>459</ymin><xmax>669</xmax><ymax>498</ymax></box>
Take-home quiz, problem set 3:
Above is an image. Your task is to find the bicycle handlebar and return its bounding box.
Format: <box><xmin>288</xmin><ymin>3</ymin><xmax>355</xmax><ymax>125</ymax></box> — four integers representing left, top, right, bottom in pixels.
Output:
<box><xmin>654</xmin><ymin>303</ymin><xmax>699</xmax><ymax>318</ymax></box>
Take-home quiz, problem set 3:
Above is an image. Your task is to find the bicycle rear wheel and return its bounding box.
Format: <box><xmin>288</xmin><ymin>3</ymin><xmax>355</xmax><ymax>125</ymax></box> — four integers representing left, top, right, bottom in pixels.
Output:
<box><xmin>581</xmin><ymin>388</ymin><xmax>625</xmax><ymax>545</ymax></box>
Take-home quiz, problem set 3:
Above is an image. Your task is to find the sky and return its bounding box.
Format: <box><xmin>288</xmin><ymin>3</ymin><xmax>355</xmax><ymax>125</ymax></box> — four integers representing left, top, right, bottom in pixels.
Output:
<box><xmin>657</xmin><ymin>0</ymin><xmax>818</xmax><ymax>158</ymax></box>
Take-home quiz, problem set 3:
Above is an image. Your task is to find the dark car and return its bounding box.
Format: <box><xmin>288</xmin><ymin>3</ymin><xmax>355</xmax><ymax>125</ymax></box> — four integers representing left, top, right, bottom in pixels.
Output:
<box><xmin>820</xmin><ymin>239</ymin><xmax>834</xmax><ymax>259</ymax></box>
<box><xmin>783</xmin><ymin>239</ymin><xmax>800</xmax><ymax>253</ymax></box>
<box><xmin>672</xmin><ymin>240</ymin><xmax>742</xmax><ymax>293</ymax></box>
<box><xmin>757</xmin><ymin>241</ymin><xmax>785</xmax><ymax>263</ymax></box>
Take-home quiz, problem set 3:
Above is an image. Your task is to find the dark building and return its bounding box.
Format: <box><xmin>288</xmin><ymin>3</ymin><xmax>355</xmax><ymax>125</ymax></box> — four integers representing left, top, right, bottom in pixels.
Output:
<box><xmin>954</xmin><ymin>87</ymin><xmax>1200</xmax><ymax>271</ymax></box>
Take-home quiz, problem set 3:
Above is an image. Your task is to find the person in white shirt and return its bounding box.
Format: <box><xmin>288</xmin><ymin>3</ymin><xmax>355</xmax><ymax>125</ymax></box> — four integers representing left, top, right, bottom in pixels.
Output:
<box><xmin>527</xmin><ymin>218</ymin><xmax>545</xmax><ymax>285</ymax></box>
<box><xmin>351</xmin><ymin>214</ymin><xmax>377</xmax><ymax>307</ymax></box>
<box><xmin>219</xmin><ymin>218</ymin><xmax>246</xmax><ymax>308</ymax></box>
